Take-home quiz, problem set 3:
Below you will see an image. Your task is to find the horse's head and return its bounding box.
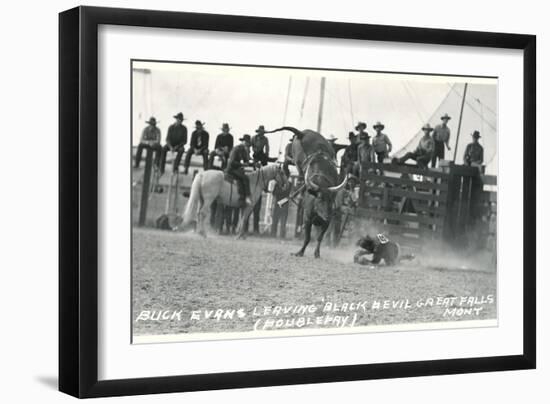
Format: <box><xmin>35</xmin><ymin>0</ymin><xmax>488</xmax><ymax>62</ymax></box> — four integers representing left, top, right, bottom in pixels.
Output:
<box><xmin>259</xmin><ymin>164</ymin><xmax>288</xmax><ymax>192</ymax></box>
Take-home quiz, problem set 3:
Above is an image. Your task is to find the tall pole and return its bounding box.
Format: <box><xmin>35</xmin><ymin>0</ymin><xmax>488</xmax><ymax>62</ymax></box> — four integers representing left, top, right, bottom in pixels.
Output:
<box><xmin>317</xmin><ymin>77</ymin><xmax>326</xmax><ymax>133</ymax></box>
<box><xmin>279</xmin><ymin>76</ymin><xmax>292</xmax><ymax>159</ymax></box>
<box><xmin>453</xmin><ymin>82</ymin><xmax>468</xmax><ymax>162</ymax></box>
<box><xmin>300</xmin><ymin>77</ymin><xmax>309</xmax><ymax>119</ymax></box>
<box><xmin>282</xmin><ymin>76</ymin><xmax>292</xmax><ymax>124</ymax></box>
<box><xmin>138</xmin><ymin>147</ymin><xmax>153</xmax><ymax>226</ymax></box>
<box><xmin>348</xmin><ymin>78</ymin><xmax>355</xmax><ymax>125</ymax></box>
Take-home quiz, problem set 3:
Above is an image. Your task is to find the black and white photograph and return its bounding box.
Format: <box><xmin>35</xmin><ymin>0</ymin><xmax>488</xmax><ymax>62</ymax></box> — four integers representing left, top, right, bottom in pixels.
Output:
<box><xmin>131</xmin><ymin>60</ymin><xmax>498</xmax><ymax>343</ymax></box>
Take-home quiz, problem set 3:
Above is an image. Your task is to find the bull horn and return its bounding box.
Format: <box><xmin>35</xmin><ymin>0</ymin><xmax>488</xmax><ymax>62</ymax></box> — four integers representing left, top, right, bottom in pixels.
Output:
<box><xmin>304</xmin><ymin>164</ymin><xmax>319</xmax><ymax>191</ymax></box>
<box><xmin>327</xmin><ymin>175</ymin><xmax>348</xmax><ymax>193</ymax></box>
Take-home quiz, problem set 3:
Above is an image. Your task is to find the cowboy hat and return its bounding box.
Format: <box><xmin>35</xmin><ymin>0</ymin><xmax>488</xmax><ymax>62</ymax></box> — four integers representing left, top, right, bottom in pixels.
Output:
<box><xmin>373</xmin><ymin>121</ymin><xmax>385</xmax><ymax>130</ymax></box>
<box><xmin>255</xmin><ymin>125</ymin><xmax>266</xmax><ymax>133</ymax></box>
<box><xmin>471</xmin><ymin>130</ymin><xmax>481</xmax><ymax>138</ymax></box>
<box><xmin>173</xmin><ymin>112</ymin><xmax>185</xmax><ymax>120</ymax></box>
<box><xmin>441</xmin><ymin>113</ymin><xmax>452</xmax><ymax>120</ymax></box>
<box><xmin>348</xmin><ymin>131</ymin><xmax>357</xmax><ymax>139</ymax></box>
<box><xmin>239</xmin><ymin>134</ymin><xmax>252</xmax><ymax>143</ymax></box>
<box><xmin>195</xmin><ymin>120</ymin><xmax>205</xmax><ymax>127</ymax></box>
<box><xmin>422</xmin><ymin>123</ymin><xmax>434</xmax><ymax>132</ymax></box>
<box><xmin>355</xmin><ymin>121</ymin><xmax>367</xmax><ymax>130</ymax></box>
<box><xmin>221</xmin><ymin>123</ymin><xmax>231</xmax><ymax>130</ymax></box>
<box><xmin>146</xmin><ymin>117</ymin><xmax>158</xmax><ymax>125</ymax></box>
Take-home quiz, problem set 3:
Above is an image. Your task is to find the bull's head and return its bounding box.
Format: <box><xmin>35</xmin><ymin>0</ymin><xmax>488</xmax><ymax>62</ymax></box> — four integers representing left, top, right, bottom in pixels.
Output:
<box><xmin>304</xmin><ymin>156</ymin><xmax>348</xmax><ymax>194</ymax></box>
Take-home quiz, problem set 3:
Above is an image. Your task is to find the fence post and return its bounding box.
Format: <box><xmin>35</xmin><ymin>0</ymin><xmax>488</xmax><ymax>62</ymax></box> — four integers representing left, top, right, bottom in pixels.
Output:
<box><xmin>443</xmin><ymin>164</ymin><xmax>460</xmax><ymax>242</ymax></box>
<box><xmin>443</xmin><ymin>164</ymin><xmax>483</xmax><ymax>245</ymax></box>
<box><xmin>138</xmin><ymin>147</ymin><xmax>153</xmax><ymax>226</ymax></box>
<box><xmin>359</xmin><ymin>165</ymin><xmax>367</xmax><ymax>208</ymax></box>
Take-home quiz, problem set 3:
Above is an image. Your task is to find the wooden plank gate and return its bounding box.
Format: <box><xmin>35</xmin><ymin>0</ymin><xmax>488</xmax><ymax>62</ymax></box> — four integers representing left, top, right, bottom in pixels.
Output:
<box><xmin>357</xmin><ymin>162</ymin><xmax>497</xmax><ymax>251</ymax></box>
<box><xmin>357</xmin><ymin>162</ymin><xmax>449</xmax><ymax>249</ymax></box>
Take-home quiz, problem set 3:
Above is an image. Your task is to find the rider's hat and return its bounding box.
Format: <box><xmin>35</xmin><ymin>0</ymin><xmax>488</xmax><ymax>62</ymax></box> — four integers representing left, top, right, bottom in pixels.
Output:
<box><xmin>240</xmin><ymin>134</ymin><xmax>252</xmax><ymax>143</ymax></box>
<box><xmin>422</xmin><ymin>123</ymin><xmax>434</xmax><ymax>132</ymax></box>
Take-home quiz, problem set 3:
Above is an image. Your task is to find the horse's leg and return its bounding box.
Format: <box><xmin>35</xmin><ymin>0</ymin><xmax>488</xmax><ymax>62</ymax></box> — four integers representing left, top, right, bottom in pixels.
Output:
<box><xmin>223</xmin><ymin>205</ymin><xmax>230</xmax><ymax>234</ymax></box>
<box><xmin>197</xmin><ymin>201</ymin><xmax>209</xmax><ymax>237</ymax></box>
<box><xmin>293</xmin><ymin>220</ymin><xmax>312</xmax><ymax>257</ymax></box>
<box><xmin>236</xmin><ymin>204</ymin><xmax>254</xmax><ymax>240</ymax></box>
<box><xmin>195</xmin><ymin>174</ymin><xmax>223</xmax><ymax>238</ymax></box>
<box><xmin>314</xmin><ymin>221</ymin><xmax>330</xmax><ymax>259</ymax></box>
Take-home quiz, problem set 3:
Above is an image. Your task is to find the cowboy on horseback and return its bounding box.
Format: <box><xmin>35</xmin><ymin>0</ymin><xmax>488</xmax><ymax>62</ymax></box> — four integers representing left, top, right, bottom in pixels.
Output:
<box><xmin>181</xmin><ymin>158</ymin><xmax>286</xmax><ymax>238</ymax></box>
<box><xmin>226</xmin><ymin>134</ymin><xmax>254</xmax><ymax>206</ymax></box>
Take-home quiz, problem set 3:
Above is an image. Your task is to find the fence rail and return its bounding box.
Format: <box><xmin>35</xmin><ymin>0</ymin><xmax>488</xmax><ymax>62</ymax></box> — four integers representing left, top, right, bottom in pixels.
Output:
<box><xmin>358</xmin><ymin>162</ymin><xmax>447</xmax><ymax>247</ymax></box>
<box><xmin>361</xmin><ymin>162</ymin><xmax>450</xmax><ymax>178</ymax></box>
<box><xmin>358</xmin><ymin>162</ymin><xmax>497</xmax><ymax>250</ymax></box>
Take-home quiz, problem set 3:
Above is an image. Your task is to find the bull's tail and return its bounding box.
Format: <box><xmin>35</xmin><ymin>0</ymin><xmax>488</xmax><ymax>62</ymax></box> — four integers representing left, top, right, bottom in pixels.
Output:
<box><xmin>182</xmin><ymin>172</ymin><xmax>204</xmax><ymax>228</ymax></box>
<box><xmin>264</xmin><ymin>126</ymin><xmax>304</xmax><ymax>140</ymax></box>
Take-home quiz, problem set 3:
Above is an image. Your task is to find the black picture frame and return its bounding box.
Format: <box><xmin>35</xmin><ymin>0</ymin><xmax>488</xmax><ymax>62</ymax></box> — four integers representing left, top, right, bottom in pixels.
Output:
<box><xmin>59</xmin><ymin>6</ymin><xmax>536</xmax><ymax>398</ymax></box>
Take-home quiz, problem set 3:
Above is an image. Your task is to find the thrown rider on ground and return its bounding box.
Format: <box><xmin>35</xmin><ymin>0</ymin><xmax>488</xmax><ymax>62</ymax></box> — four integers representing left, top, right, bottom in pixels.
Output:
<box><xmin>354</xmin><ymin>233</ymin><xmax>414</xmax><ymax>266</ymax></box>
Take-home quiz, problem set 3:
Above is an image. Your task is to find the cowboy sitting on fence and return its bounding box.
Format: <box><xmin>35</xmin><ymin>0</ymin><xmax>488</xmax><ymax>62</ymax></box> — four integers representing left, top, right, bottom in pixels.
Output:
<box><xmin>392</xmin><ymin>123</ymin><xmax>435</xmax><ymax>168</ymax></box>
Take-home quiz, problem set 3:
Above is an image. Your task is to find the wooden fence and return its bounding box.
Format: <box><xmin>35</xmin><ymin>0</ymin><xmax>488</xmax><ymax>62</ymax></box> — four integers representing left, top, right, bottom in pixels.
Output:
<box><xmin>357</xmin><ymin>162</ymin><xmax>448</xmax><ymax>248</ymax></box>
<box><xmin>133</xmin><ymin>149</ymin><xmax>497</xmax><ymax>252</ymax></box>
<box><xmin>357</xmin><ymin>162</ymin><xmax>497</xmax><ymax>250</ymax></box>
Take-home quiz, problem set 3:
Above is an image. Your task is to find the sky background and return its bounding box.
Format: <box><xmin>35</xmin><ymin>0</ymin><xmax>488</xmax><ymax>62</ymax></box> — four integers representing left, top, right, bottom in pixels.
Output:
<box><xmin>132</xmin><ymin>61</ymin><xmax>497</xmax><ymax>173</ymax></box>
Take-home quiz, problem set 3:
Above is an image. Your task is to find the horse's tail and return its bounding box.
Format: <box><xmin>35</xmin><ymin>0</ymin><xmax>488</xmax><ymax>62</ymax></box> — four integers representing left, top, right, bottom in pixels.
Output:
<box><xmin>182</xmin><ymin>172</ymin><xmax>204</xmax><ymax>227</ymax></box>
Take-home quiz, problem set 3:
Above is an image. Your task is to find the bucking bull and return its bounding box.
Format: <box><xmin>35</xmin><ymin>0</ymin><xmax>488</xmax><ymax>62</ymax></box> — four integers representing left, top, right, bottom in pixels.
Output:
<box><xmin>265</xmin><ymin>126</ymin><xmax>348</xmax><ymax>258</ymax></box>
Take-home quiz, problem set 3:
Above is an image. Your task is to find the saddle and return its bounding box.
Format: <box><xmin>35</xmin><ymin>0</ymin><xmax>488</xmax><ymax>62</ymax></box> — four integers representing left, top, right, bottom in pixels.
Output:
<box><xmin>223</xmin><ymin>172</ymin><xmax>245</xmax><ymax>204</ymax></box>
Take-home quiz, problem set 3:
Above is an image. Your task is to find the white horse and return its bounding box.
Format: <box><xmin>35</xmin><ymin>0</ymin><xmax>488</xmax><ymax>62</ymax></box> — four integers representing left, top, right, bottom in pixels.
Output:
<box><xmin>182</xmin><ymin>164</ymin><xmax>287</xmax><ymax>238</ymax></box>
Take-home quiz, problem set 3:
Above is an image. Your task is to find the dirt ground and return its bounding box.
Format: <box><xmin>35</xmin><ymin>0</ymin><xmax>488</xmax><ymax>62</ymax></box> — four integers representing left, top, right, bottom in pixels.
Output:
<box><xmin>132</xmin><ymin>228</ymin><xmax>497</xmax><ymax>338</ymax></box>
